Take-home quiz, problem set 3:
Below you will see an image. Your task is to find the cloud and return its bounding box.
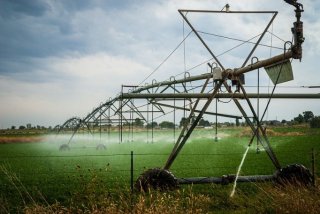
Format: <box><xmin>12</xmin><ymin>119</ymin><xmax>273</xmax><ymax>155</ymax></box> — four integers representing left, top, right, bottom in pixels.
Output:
<box><xmin>0</xmin><ymin>0</ymin><xmax>51</xmax><ymax>18</ymax></box>
<box><xmin>0</xmin><ymin>52</ymin><xmax>151</xmax><ymax>127</ymax></box>
<box><xmin>0</xmin><ymin>0</ymin><xmax>319</xmax><ymax>128</ymax></box>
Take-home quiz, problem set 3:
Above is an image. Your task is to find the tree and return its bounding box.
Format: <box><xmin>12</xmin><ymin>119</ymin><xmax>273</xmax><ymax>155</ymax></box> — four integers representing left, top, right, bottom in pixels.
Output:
<box><xmin>19</xmin><ymin>125</ymin><xmax>26</xmax><ymax>129</ymax></box>
<box><xmin>236</xmin><ymin>118</ymin><xmax>240</xmax><ymax>127</ymax></box>
<box><xmin>179</xmin><ymin>117</ymin><xmax>188</xmax><ymax>128</ymax></box>
<box><xmin>252</xmin><ymin>117</ymin><xmax>257</xmax><ymax>125</ymax></box>
<box><xmin>93</xmin><ymin>121</ymin><xmax>99</xmax><ymax>127</ymax></box>
<box><xmin>11</xmin><ymin>126</ymin><xmax>16</xmax><ymax>130</ymax></box>
<box><xmin>303</xmin><ymin>111</ymin><xmax>314</xmax><ymax>122</ymax></box>
<box><xmin>146</xmin><ymin>121</ymin><xmax>158</xmax><ymax>128</ymax></box>
<box><xmin>159</xmin><ymin>121</ymin><xmax>175</xmax><ymax>129</ymax></box>
<box><xmin>310</xmin><ymin>116</ymin><xmax>320</xmax><ymax>128</ymax></box>
<box><xmin>123</xmin><ymin>122</ymin><xmax>130</xmax><ymax>126</ymax></box>
<box><xmin>293</xmin><ymin>114</ymin><xmax>304</xmax><ymax>124</ymax></box>
<box><xmin>198</xmin><ymin>118</ymin><xmax>210</xmax><ymax>127</ymax></box>
<box><xmin>134</xmin><ymin>118</ymin><xmax>144</xmax><ymax>127</ymax></box>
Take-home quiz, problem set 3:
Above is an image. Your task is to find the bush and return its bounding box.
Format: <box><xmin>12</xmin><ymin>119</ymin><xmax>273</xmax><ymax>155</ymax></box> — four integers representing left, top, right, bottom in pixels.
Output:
<box><xmin>310</xmin><ymin>116</ymin><xmax>320</xmax><ymax>128</ymax></box>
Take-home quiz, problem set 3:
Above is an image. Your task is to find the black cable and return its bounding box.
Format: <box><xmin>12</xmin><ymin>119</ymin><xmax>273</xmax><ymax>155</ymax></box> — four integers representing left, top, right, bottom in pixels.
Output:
<box><xmin>138</xmin><ymin>30</ymin><xmax>193</xmax><ymax>86</ymax></box>
<box><xmin>184</xmin><ymin>33</ymin><xmax>263</xmax><ymax>73</ymax></box>
<box><xmin>267</xmin><ymin>31</ymin><xmax>286</xmax><ymax>42</ymax></box>
<box><xmin>198</xmin><ymin>30</ymin><xmax>283</xmax><ymax>50</ymax></box>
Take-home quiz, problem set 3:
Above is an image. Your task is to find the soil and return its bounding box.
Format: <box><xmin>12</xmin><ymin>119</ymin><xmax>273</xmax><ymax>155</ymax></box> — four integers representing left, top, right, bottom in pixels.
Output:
<box><xmin>238</xmin><ymin>128</ymin><xmax>304</xmax><ymax>137</ymax></box>
<box><xmin>0</xmin><ymin>136</ymin><xmax>44</xmax><ymax>144</ymax></box>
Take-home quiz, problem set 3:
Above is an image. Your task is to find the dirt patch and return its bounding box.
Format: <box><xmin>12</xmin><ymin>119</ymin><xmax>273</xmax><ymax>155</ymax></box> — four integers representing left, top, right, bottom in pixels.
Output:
<box><xmin>216</xmin><ymin>132</ymin><xmax>230</xmax><ymax>138</ymax></box>
<box><xmin>0</xmin><ymin>136</ymin><xmax>44</xmax><ymax>144</ymax></box>
<box><xmin>238</xmin><ymin>128</ymin><xmax>304</xmax><ymax>137</ymax></box>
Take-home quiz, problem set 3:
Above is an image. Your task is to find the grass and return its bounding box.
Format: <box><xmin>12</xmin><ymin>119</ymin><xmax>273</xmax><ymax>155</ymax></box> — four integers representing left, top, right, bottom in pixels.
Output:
<box><xmin>21</xmin><ymin>182</ymin><xmax>320</xmax><ymax>213</ymax></box>
<box><xmin>1</xmin><ymin>126</ymin><xmax>320</xmax><ymax>212</ymax></box>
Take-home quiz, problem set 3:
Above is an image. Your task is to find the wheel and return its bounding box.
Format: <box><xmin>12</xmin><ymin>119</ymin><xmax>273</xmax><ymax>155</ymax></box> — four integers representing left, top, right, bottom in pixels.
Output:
<box><xmin>275</xmin><ymin>164</ymin><xmax>313</xmax><ymax>186</ymax></box>
<box><xmin>59</xmin><ymin>144</ymin><xmax>70</xmax><ymax>151</ymax></box>
<box><xmin>135</xmin><ymin>168</ymin><xmax>178</xmax><ymax>192</ymax></box>
<box><xmin>96</xmin><ymin>144</ymin><xmax>106</xmax><ymax>150</ymax></box>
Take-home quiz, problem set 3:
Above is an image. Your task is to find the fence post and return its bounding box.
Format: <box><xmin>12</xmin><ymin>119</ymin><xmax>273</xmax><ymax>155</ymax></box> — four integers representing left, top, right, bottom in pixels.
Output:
<box><xmin>131</xmin><ymin>151</ymin><xmax>134</xmax><ymax>193</ymax></box>
<box><xmin>312</xmin><ymin>148</ymin><xmax>316</xmax><ymax>186</ymax></box>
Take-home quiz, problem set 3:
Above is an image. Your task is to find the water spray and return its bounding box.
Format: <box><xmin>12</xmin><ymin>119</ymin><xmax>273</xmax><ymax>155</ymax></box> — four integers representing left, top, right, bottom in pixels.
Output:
<box><xmin>230</xmin><ymin>146</ymin><xmax>250</xmax><ymax>197</ymax></box>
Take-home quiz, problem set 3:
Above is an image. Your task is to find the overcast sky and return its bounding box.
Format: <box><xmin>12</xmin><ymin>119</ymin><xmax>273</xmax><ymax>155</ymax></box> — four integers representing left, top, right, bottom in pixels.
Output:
<box><xmin>0</xmin><ymin>0</ymin><xmax>319</xmax><ymax>128</ymax></box>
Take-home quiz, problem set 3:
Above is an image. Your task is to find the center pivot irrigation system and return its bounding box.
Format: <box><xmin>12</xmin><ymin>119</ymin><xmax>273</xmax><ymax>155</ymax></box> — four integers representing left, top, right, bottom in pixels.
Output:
<box><xmin>57</xmin><ymin>0</ymin><xmax>317</xmax><ymax>190</ymax></box>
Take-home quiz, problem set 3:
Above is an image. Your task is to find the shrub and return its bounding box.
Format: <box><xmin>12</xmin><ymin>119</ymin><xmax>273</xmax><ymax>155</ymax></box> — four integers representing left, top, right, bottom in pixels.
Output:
<box><xmin>310</xmin><ymin>116</ymin><xmax>320</xmax><ymax>128</ymax></box>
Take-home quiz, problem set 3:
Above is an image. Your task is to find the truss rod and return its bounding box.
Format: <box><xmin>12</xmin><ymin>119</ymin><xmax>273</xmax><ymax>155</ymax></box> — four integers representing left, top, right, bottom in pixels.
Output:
<box><xmin>166</xmin><ymin>76</ymin><xmax>212</xmax><ymax>166</ymax></box>
<box><xmin>122</xmin><ymin>93</ymin><xmax>320</xmax><ymax>99</ymax></box>
<box><xmin>218</xmin><ymin>81</ymin><xmax>280</xmax><ymax>169</ymax></box>
<box><xmin>239</xmin><ymin>83</ymin><xmax>281</xmax><ymax>169</ymax></box>
<box><xmin>133</xmin><ymin>73</ymin><xmax>213</xmax><ymax>93</ymax></box>
<box><xmin>178</xmin><ymin>9</ymin><xmax>277</xmax><ymax>14</ymax></box>
<box><xmin>241</xmin><ymin>12</ymin><xmax>278</xmax><ymax>67</ymax></box>
<box><xmin>164</xmin><ymin>81</ymin><xmax>223</xmax><ymax>170</ymax></box>
<box><xmin>179</xmin><ymin>10</ymin><xmax>224</xmax><ymax>70</ymax></box>
<box><xmin>152</xmin><ymin>102</ymin><xmax>242</xmax><ymax>119</ymax></box>
<box><xmin>168</xmin><ymin>78</ymin><xmax>210</xmax><ymax>161</ymax></box>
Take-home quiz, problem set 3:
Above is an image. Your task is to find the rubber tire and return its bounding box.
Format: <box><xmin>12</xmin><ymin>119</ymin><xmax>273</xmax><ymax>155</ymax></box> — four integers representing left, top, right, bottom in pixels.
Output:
<box><xmin>59</xmin><ymin>144</ymin><xmax>70</xmax><ymax>151</ymax></box>
<box><xmin>135</xmin><ymin>168</ymin><xmax>178</xmax><ymax>192</ymax></box>
<box><xmin>275</xmin><ymin>163</ymin><xmax>313</xmax><ymax>186</ymax></box>
<box><xmin>96</xmin><ymin>144</ymin><xmax>106</xmax><ymax>150</ymax></box>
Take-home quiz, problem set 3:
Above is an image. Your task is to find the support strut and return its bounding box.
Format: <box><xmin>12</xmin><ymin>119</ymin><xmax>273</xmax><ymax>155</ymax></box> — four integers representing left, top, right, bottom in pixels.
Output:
<box><xmin>164</xmin><ymin>80</ymin><xmax>223</xmax><ymax>170</ymax></box>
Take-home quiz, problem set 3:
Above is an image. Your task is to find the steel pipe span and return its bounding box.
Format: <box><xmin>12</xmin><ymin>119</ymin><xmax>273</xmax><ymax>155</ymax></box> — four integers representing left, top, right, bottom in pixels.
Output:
<box><xmin>128</xmin><ymin>51</ymin><xmax>294</xmax><ymax>95</ymax></box>
<box><xmin>177</xmin><ymin>174</ymin><xmax>275</xmax><ymax>185</ymax></box>
<box><xmin>121</xmin><ymin>93</ymin><xmax>320</xmax><ymax>99</ymax></box>
<box><xmin>130</xmin><ymin>72</ymin><xmax>214</xmax><ymax>94</ymax></box>
<box><xmin>226</xmin><ymin>51</ymin><xmax>293</xmax><ymax>77</ymax></box>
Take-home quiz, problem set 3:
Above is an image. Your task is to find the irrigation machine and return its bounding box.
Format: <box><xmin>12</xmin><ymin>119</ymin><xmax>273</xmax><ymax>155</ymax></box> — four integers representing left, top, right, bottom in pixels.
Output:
<box><xmin>57</xmin><ymin>0</ymin><xmax>318</xmax><ymax>190</ymax></box>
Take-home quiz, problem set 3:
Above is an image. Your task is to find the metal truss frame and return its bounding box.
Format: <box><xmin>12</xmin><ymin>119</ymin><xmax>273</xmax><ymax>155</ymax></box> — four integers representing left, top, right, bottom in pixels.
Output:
<box><xmin>56</xmin><ymin>0</ymin><xmax>315</xmax><ymax>185</ymax></box>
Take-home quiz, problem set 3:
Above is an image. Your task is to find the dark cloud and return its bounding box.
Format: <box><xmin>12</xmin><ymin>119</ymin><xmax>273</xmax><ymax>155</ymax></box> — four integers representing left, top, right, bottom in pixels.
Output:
<box><xmin>0</xmin><ymin>1</ymin><xmax>85</xmax><ymax>75</ymax></box>
<box><xmin>0</xmin><ymin>57</ymin><xmax>73</xmax><ymax>83</ymax></box>
<box><xmin>0</xmin><ymin>0</ymin><xmax>167</xmax><ymax>78</ymax></box>
<box><xmin>0</xmin><ymin>0</ymin><xmax>51</xmax><ymax>18</ymax></box>
<box><xmin>0</xmin><ymin>1</ymin><xmax>58</xmax><ymax>64</ymax></box>
<box><xmin>0</xmin><ymin>0</ymin><xmax>141</xmax><ymax>59</ymax></box>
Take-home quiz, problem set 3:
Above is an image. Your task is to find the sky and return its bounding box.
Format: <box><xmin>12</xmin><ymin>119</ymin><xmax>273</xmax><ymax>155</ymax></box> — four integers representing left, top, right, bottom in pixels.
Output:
<box><xmin>0</xmin><ymin>0</ymin><xmax>319</xmax><ymax>129</ymax></box>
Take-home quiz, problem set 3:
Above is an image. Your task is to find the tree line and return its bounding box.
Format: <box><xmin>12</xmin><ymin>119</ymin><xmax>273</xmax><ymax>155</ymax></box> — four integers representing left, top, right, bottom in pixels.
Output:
<box><xmin>292</xmin><ymin>111</ymin><xmax>320</xmax><ymax>128</ymax></box>
<box><xmin>6</xmin><ymin>110</ymin><xmax>320</xmax><ymax>131</ymax></box>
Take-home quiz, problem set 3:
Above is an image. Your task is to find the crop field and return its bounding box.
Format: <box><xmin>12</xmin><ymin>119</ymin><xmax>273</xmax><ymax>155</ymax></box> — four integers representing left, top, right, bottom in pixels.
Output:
<box><xmin>1</xmin><ymin>126</ymin><xmax>320</xmax><ymax>212</ymax></box>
